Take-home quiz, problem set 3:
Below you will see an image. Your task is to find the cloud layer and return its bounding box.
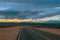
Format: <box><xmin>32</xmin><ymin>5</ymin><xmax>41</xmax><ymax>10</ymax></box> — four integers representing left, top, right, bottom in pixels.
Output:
<box><xmin>0</xmin><ymin>1</ymin><xmax>60</xmax><ymax>21</ymax></box>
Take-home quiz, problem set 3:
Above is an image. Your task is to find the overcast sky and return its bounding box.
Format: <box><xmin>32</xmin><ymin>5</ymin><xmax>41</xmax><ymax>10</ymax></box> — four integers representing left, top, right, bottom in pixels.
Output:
<box><xmin>0</xmin><ymin>0</ymin><xmax>60</xmax><ymax>20</ymax></box>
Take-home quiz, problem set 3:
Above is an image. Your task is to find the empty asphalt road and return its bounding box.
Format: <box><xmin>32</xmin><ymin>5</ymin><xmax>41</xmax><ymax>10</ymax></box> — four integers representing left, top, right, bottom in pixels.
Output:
<box><xmin>17</xmin><ymin>27</ymin><xmax>60</xmax><ymax>40</ymax></box>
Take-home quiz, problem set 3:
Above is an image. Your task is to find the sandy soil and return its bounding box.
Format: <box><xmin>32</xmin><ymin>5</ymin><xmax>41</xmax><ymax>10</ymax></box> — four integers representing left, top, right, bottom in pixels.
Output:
<box><xmin>0</xmin><ymin>26</ymin><xmax>23</xmax><ymax>40</ymax></box>
<box><xmin>37</xmin><ymin>28</ymin><xmax>60</xmax><ymax>35</ymax></box>
<box><xmin>0</xmin><ymin>25</ymin><xmax>60</xmax><ymax>40</ymax></box>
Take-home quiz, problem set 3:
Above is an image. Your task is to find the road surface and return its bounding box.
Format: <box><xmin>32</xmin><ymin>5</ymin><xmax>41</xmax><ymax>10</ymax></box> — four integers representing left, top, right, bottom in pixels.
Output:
<box><xmin>17</xmin><ymin>27</ymin><xmax>60</xmax><ymax>40</ymax></box>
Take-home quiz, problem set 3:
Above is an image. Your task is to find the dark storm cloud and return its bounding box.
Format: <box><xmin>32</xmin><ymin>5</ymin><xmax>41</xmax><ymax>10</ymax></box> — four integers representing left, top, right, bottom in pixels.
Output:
<box><xmin>0</xmin><ymin>0</ymin><xmax>60</xmax><ymax>19</ymax></box>
<box><xmin>0</xmin><ymin>0</ymin><xmax>60</xmax><ymax>4</ymax></box>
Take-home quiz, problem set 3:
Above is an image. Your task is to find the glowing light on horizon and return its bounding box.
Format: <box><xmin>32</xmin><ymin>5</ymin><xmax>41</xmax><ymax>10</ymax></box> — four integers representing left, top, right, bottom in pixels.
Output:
<box><xmin>0</xmin><ymin>19</ymin><xmax>31</xmax><ymax>22</ymax></box>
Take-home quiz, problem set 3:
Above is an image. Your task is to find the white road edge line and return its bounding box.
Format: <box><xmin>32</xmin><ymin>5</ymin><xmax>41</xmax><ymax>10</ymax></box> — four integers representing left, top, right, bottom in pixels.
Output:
<box><xmin>17</xmin><ymin>28</ymin><xmax>23</xmax><ymax>40</ymax></box>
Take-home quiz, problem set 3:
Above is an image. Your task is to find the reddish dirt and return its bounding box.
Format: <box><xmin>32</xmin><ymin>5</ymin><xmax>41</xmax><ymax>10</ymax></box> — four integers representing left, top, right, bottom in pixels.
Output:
<box><xmin>0</xmin><ymin>26</ymin><xmax>23</xmax><ymax>40</ymax></box>
<box><xmin>0</xmin><ymin>25</ymin><xmax>60</xmax><ymax>40</ymax></box>
<box><xmin>37</xmin><ymin>28</ymin><xmax>60</xmax><ymax>35</ymax></box>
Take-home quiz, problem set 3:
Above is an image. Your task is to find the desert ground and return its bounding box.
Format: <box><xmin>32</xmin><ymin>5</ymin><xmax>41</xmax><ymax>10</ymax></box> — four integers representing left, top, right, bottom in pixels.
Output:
<box><xmin>37</xmin><ymin>28</ymin><xmax>60</xmax><ymax>35</ymax></box>
<box><xmin>0</xmin><ymin>26</ymin><xmax>24</xmax><ymax>40</ymax></box>
<box><xmin>0</xmin><ymin>26</ymin><xmax>60</xmax><ymax>40</ymax></box>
